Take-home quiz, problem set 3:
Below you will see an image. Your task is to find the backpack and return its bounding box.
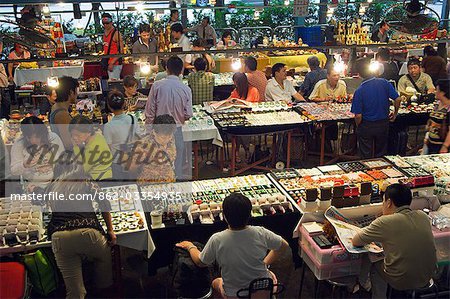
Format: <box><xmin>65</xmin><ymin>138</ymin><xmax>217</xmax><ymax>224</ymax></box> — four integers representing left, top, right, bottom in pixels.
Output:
<box><xmin>21</xmin><ymin>248</ymin><xmax>59</xmax><ymax>296</ymax></box>
<box><xmin>171</xmin><ymin>242</ymin><xmax>211</xmax><ymax>298</ymax></box>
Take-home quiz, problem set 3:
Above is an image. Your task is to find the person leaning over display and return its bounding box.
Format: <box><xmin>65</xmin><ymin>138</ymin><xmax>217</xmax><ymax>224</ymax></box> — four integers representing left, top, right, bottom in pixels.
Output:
<box><xmin>265</xmin><ymin>63</ymin><xmax>305</xmax><ymax>103</ymax></box>
<box><xmin>309</xmin><ymin>67</ymin><xmax>347</xmax><ymax>102</ymax></box>
<box><xmin>352</xmin><ymin>183</ymin><xmax>437</xmax><ymax>299</ymax></box>
<box><xmin>50</xmin><ymin>76</ymin><xmax>79</xmax><ymax>151</ymax></box>
<box><xmin>188</xmin><ymin>57</ymin><xmax>215</xmax><ymax>105</ymax></box>
<box><xmin>244</xmin><ymin>56</ymin><xmax>268</xmax><ymax>101</ymax></box>
<box><xmin>423</xmin><ymin>79</ymin><xmax>450</xmax><ymax>154</ymax></box>
<box><xmin>186</xmin><ymin>17</ymin><xmax>217</xmax><ymax>47</ymax></box>
<box><xmin>69</xmin><ymin>116</ymin><xmax>113</xmax><ymax>183</ymax></box>
<box><xmin>46</xmin><ymin>164</ymin><xmax>116</xmax><ymax>299</ymax></box>
<box><xmin>123</xmin><ymin>75</ymin><xmax>146</xmax><ymax>111</ymax></box>
<box><xmin>351</xmin><ymin>58</ymin><xmax>402</xmax><ymax>159</ymax></box>
<box><xmin>102</xmin><ymin>13</ymin><xmax>124</xmax><ymax>80</ymax></box>
<box><xmin>177</xmin><ymin>193</ymin><xmax>289</xmax><ymax>298</ymax></box>
<box><xmin>398</xmin><ymin>58</ymin><xmax>435</xmax><ymax>98</ymax></box>
<box><xmin>299</xmin><ymin>56</ymin><xmax>327</xmax><ymax>100</ymax></box>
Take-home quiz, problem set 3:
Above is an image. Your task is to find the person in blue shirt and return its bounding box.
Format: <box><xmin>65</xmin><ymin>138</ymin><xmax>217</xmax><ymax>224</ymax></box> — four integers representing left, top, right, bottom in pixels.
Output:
<box><xmin>299</xmin><ymin>56</ymin><xmax>327</xmax><ymax>99</ymax></box>
<box><xmin>351</xmin><ymin>58</ymin><xmax>402</xmax><ymax>159</ymax></box>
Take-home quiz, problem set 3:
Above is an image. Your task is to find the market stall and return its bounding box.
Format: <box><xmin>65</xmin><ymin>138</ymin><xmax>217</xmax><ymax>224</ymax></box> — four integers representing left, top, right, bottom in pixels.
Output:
<box><xmin>14</xmin><ymin>63</ymin><xmax>84</xmax><ymax>86</ymax></box>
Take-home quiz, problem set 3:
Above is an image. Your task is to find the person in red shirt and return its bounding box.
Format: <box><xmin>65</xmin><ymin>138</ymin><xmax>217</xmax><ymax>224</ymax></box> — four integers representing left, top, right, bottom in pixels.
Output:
<box><xmin>229</xmin><ymin>72</ymin><xmax>260</xmax><ymax>102</ymax></box>
<box><xmin>102</xmin><ymin>13</ymin><xmax>124</xmax><ymax>80</ymax></box>
<box><xmin>244</xmin><ymin>56</ymin><xmax>268</xmax><ymax>101</ymax></box>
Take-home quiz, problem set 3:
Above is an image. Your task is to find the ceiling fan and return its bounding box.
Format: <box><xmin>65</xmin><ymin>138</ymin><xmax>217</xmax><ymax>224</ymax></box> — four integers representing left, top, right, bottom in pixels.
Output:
<box><xmin>383</xmin><ymin>0</ymin><xmax>441</xmax><ymax>35</ymax></box>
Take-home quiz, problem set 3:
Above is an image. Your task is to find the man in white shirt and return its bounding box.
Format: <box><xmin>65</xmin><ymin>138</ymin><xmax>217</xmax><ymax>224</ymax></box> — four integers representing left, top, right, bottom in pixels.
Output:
<box><xmin>265</xmin><ymin>63</ymin><xmax>305</xmax><ymax>103</ymax></box>
<box><xmin>171</xmin><ymin>23</ymin><xmax>192</xmax><ymax>70</ymax></box>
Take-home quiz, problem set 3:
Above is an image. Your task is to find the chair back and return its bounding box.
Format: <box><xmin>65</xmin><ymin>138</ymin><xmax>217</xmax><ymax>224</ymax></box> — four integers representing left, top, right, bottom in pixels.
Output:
<box><xmin>236</xmin><ymin>278</ymin><xmax>285</xmax><ymax>299</ymax></box>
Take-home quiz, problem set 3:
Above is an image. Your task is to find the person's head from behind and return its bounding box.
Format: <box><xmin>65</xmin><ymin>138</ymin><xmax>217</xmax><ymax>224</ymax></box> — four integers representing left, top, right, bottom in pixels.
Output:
<box><xmin>166</xmin><ymin>56</ymin><xmax>184</xmax><ymax>76</ymax></box>
<box><xmin>107</xmin><ymin>90</ymin><xmax>126</xmax><ymax>112</ymax></box>
<box><xmin>382</xmin><ymin>183</ymin><xmax>412</xmax><ymax>215</ymax></box>
<box><xmin>101</xmin><ymin>13</ymin><xmax>113</xmax><ymax>30</ymax></box>
<box><xmin>307</xmin><ymin>56</ymin><xmax>320</xmax><ymax>71</ymax></box>
<box><xmin>21</xmin><ymin>116</ymin><xmax>49</xmax><ymax>147</ymax></box>
<box><xmin>222</xmin><ymin>193</ymin><xmax>252</xmax><ymax>230</ymax></box>
<box><xmin>193</xmin><ymin>57</ymin><xmax>207</xmax><ymax>72</ymax></box>
<box><xmin>192</xmin><ymin>39</ymin><xmax>206</xmax><ymax>51</ymax></box>
<box><xmin>436</xmin><ymin>79</ymin><xmax>450</xmax><ymax>104</ymax></box>
<box><xmin>171</xmin><ymin>23</ymin><xmax>183</xmax><ymax>40</ymax></box>
<box><xmin>272</xmin><ymin>63</ymin><xmax>287</xmax><ymax>81</ymax></box>
<box><xmin>153</xmin><ymin>114</ymin><xmax>176</xmax><ymax>146</ymax></box>
<box><xmin>201</xmin><ymin>17</ymin><xmax>210</xmax><ymax>27</ymax></box>
<box><xmin>377</xmin><ymin>47</ymin><xmax>390</xmax><ymax>62</ymax></box>
<box><xmin>327</xmin><ymin>66</ymin><xmax>340</xmax><ymax>86</ymax></box>
<box><xmin>232</xmin><ymin>72</ymin><xmax>249</xmax><ymax>99</ymax></box>
<box><xmin>407</xmin><ymin>58</ymin><xmax>421</xmax><ymax>78</ymax></box>
<box><xmin>244</xmin><ymin>56</ymin><xmax>257</xmax><ymax>73</ymax></box>
<box><xmin>380</xmin><ymin>20</ymin><xmax>389</xmax><ymax>32</ymax></box>
<box><xmin>123</xmin><ymin>75</ymin><xmax>139</xmax><ymax>97</ymax></box>
<box><xmin>423</xmin><ymin>45</ymin><xmax>438</xmax><ymax>57</ymax></box>
<box><xmin>170</xmin><ymin>10</ymin><xmax>179</xmax><ymax>22</ymax></box>
<box><xmin>45</xmin><ymin>86</ymin><xmax>57</xmax><ymax>105</ymax></box>
<box><xmin>138</xmin><ymin>23</ymin><xmax>151</xmax><ymax>43</ymax></box>
<box><xmin>222</xmin><ymin>30</ymin><xmax>232</xmax><ymax>45</ymax></box>
<box><xmin>55</xmin><ymin>76</ymin><xmax>79</xmax><ymax>104</ymax></box>
<box><xmin>69</xmin><ymin>116</ymin><xmax>94</xmax><ymax>146</ymax></box>
<box><xmin>355</xmin><ymin>57</ymin><xmax>375</xmax><ymax>79</ymax></box>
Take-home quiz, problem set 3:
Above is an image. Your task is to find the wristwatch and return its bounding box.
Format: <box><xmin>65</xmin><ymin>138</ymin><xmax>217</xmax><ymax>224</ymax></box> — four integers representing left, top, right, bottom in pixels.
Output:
<box><xmin>187</xmin><ymin>245</ymin><xmax>197</xmax><ymax>251</ymax></box>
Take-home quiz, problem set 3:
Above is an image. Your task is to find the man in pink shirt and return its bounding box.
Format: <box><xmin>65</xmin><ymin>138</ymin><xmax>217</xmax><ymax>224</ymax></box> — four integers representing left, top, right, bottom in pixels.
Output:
<box><xmin>244</xmin><ymin>57</ymin><xmax>268</xmax><ymax>101</ymax></box>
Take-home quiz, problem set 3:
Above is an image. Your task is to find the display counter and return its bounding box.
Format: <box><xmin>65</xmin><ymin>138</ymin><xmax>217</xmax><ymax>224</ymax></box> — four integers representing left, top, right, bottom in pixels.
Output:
<box><xmin>269</xmin><ymin>52</ymin><xmax>327</xmax><ymax>69</ymax></box>
<box><xmin>14</xmin><ymin>64</ymin><xmax>84</xmax><ymax>86</ymax></box>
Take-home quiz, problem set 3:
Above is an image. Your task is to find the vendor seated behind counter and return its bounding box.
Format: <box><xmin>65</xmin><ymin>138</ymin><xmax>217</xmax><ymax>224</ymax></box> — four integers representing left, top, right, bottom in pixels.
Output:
<box><xmin>352</xmin><ymin>184</ymin><xmax>437</xmax><ymax>299</ymax></box>
<box><xmin>309</xmin><ymin>67</ymin><xmax>347</xmax><ymax>102</ymax></box>
<box><xmin>265</xmin><ymin>63</ymin><xmax>305</xmax><ymax>104</ymax></box>
<box><xmin>398</xmin><ymin>58</ymin><xmax>435</xmax><ymax>98</ymax></box>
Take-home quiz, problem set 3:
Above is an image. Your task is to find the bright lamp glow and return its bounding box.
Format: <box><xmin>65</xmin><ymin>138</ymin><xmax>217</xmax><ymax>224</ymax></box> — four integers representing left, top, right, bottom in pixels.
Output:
<box><xmin>333</xmin><ymin>61</ymin><xmax>346</xmax><ymax>74</ymax></box>
<box><xmin>231</xmin><ymin>58</ymin><xmax>242</xmax><ymax>71</ymax></box>
<box><xmin>47</xmin><ymin>77</ymin><xmax>59</xmax><ymax>88</ymax></box>
<box><xmin>254</xmin><ymin>11</ymin><xmax>260</xmax><ymax>20</ymax></box>
<box><xmin>367</xmin><ymin>0</ymin><xmax>373</xmax><ymax>3</ymax></box>
<box><xmin>369</xmin><ymin>61</ymin><xmax>381</xmax><ymax>73</ymax></box>
<box><xmin>140</xmin><ymin>63</ymin><xmax>151</xmax><ymax>75</ymax></box>
<box><xmin>42</xmin><ymin>6</ymin><xmax>50</xmax><ymax>14</ymax></box>
<box><xmin>284</xmin><ymin>0</ymin><xmax>289</xmax><ymax>6</ymax></box>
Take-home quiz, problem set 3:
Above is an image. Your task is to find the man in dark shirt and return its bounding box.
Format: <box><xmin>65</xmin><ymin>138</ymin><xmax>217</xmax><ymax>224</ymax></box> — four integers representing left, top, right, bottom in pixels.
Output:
<box><xmin>132</xmin><ymin>23</ymin><xmax>158</xmax><ymax>65</ymax></box>
<box><xmin>300</xmin><ymin>56</ymin><xmax>327</xmax><ymax>99</ymax></box>
<box><xmin>422</xmin><ymin>45</ymin><xmax>448</xmax><ymax>84</ymax></box>
<box><xmin>376</xmin><ymin>47</ymin><xmax>400</xmax><ymax>83</ymax></box>
<box><xmin>351</xmin><ymin>58</ymin><xmax>402</xmax><ymax>159</ymax></box>
<box><xmin>371</xmin><ymin>20</ymin><xmax>390</xmax><ymax>43</ymax></box>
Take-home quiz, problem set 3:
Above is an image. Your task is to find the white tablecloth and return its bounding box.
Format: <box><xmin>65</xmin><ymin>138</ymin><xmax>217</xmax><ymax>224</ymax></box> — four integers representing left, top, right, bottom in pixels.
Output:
<box><xmin>116</xmin><ymin>229</ymin><xmax>155</xmax><ymax>258</ymax></box>
<box><xmin>182</xmin><ymin>124</ymin><xmax>223</xmax><ymax>147</ymax></box>
<box><xmin>14</xmin><ymin>65</ymin><xmax>84</xmax><ymax>86</ymax></box>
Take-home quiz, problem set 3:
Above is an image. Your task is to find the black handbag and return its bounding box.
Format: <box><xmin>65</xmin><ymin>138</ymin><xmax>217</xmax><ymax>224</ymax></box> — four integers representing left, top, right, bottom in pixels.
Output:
<box><xmin>406</xmin><ymin>74</ymin><xmax>436</xmax><ymax>104</ymax></box>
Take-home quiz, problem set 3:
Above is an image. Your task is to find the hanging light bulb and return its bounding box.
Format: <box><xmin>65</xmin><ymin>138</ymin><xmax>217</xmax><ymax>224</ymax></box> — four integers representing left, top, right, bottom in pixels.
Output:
<box><xmin>47</xmin><ymin>77</ymin><xmax>59</xmax><ymax>88</ymax></box>
<box><xmin>284</xmin><ymin>0</ymin><xmax>290</xmax><ymax>6</ymax></box>
<box><xmin>42</xmin><ymin>5</ymin><xmax>50</xmax><ymax>14</ymax></box>
<box><xmin>367</xmin><ymin>0</ymin><xmax>373</xmax><ymax>3</ymax></box>
<box><xmin>231</xmin><ymin>58</ymin><xmax>242</xmax><ymax>71</ymax></box>
<box><xmin>254</xmin><ymin>10</ymin><xmax>260</xmax><ymax>20</ymax></box>
<box><xmin>140</xmin><ymin>62</ymin><xmax>152</xmax><ymax>75</ymax></box>
<box><xmin>333</xmin><ymin>61</ymin><xmax>346</xmax><ymax>74</ymax></box>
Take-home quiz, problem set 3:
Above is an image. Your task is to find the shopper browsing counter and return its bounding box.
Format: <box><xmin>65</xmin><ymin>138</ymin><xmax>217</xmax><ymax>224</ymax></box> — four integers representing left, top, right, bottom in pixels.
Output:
<box><xmin>352</xmin><ymin>184</ymin><xmax>437</xmax><ymax>299</ymax></box>
<box><xmin>177</xmin><ymin>193</ymin><xmax>289</xmax><ymax>298</ymax></box>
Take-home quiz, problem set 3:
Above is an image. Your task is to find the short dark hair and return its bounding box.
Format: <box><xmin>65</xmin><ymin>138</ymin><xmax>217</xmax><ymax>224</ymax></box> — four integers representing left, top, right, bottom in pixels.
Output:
<box><xmin>170</xmin><ymin>10</ymin><xmax>178</xmax><ymax>18</ymax></box>
<box><xmin>307</xmin><ymin>56</ymin><xmax>320</xmax><ymax>69</ymax></box>
<box><xmin>377</xmin><ymin>47</ymin><xmax>390</xmax><ymax>61</ymax></box>
<box><xmin>123</xmin><ymin>75</ymin><xmax>138</xmax><ymax>88</ymax></box>
<box><xmin>203</xmin><ymin>16</ymin><xmax>210</xmax><ymax>24</ymax></box>
<box><xmin>355</xmin><ymin>57</ymin><xmax>373</xmax><ymax>79</ymax></box>
<box><xmin>139</xmin><ymin>23</ymin><xmax>151</xmax><ymax>33</ymax></box>
<box><xmin>380</xmin><ymin>20</ymin><xmax>387</xmax><ymax>27</ymax></box>
<box><xmin>436</xmin><ymin>79</ymin><xmax>450</xmax><ymax>99</ymax></box>
<box><xmin>69</xmin><ymin>115</ymin><xmax>94</xmax><ymax>134</ymax></box>
<box><xmin>272</xmin><ymin>63</ymin><xmax>286</xmax><ymax>78</ymax></box>
<box><xmin>166</xmin><ymin>56</ymin><xmax>183</xmax><ymax>76</ymax></box>
<box><xmin>20</xmin><ymin>116</ymin><xmax>50</xmax><ymax>154</ymax></box>
<box><xmin>171</xmin><ymin>23</ymin><xmax>183</xmax><ymax>34</ymax></box>
<box><xmin>153</xmin><ymin>114</ymin><xmax>176</xmax><ymax>135</ymax></box>
<box><xmin>107</xmin><ymin>90</ymin><xmax>125</xmax><ymax>111</ymax></box>
<box><xmin>101</xmin><ymin>13</ymin><xmax>112</xmax><ymax>19</ymax></box>
<box><xmin>222</xmin><ymin>193</ymin><xmax>252</xmax><ymax>229</ymax></box>
<box><xmin>384</xmin><ymin>183</ymin><xmax>412</xmax><ymax>207</ymax></box>
<box><xmin>407</xmin><ymin>58</ymin><xmax>421</xmax><ymax>67</ymax></box>
<box><xmin>193</xmin><ymin>57</ymin><xmax>207</xmax><ymax>71</ymax></box>
<box><xmin>192</xmin><ymin>39</ymin><xmax>206</xmax><ymax>48</ymax></box>
<box><xmin>55</xmin><ymin>76</ymin><xmax>79</xmax><ymax>103</ymax></box>
<box><xmin>221</xmin><ymin>30</ymin><xmax>232</xmax><ymax>42</ymax></box>
<box><xmin>244</xmin><ymin>56</ymin><xmax>257</xmax><ymax>71</ymax></box>
<box><xmin>423</xmin><ymin>45</ymin><xmax>438</xmax><ymax>57</ymax></box>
